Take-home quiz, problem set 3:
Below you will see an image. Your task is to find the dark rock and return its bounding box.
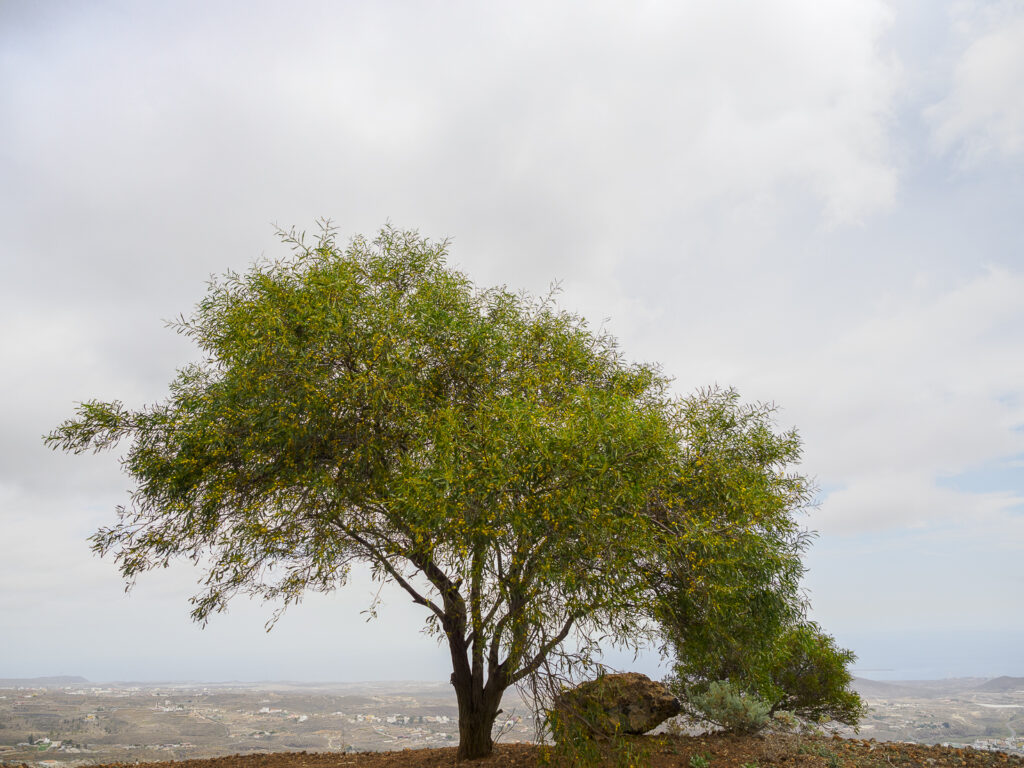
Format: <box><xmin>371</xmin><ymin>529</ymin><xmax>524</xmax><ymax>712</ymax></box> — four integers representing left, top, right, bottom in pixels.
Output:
<box><xmin>552</xmin><ymin>672</ymin><xmax>681</xmax><ymax>736</ymax></box>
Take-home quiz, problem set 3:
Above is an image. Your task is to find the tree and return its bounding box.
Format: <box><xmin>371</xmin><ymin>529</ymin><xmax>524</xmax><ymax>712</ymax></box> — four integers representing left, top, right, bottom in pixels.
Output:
<box><xmin>46</xmin><ymin>224</ymin><xmax>683</xmax><ymax>759</ymax></box>
<box><xmin>766</xmin><ymin>622</ymin><xmax>865</xmax><ymax>725</ymax></box>
<box><xmin>650</xmin><ymin>387</ymin><xmax>863</xmax><ymax>727</ymax></box>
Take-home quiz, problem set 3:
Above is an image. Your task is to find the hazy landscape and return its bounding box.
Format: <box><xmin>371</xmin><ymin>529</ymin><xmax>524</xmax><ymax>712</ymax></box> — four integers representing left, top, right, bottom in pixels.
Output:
<box><xmin>2</xmin><ymin>675</ymin><xmax>1022</xmax><ymax>766</ymax></box>
<box><xmin>0</xmin><ymin>677</ymin><xmax>531</xmax><ymax>765</ymax></box>
<box><xmin>842</xmin><ymin>676</ymin><xmax>1024</xmax><ymax>754</ymax></box>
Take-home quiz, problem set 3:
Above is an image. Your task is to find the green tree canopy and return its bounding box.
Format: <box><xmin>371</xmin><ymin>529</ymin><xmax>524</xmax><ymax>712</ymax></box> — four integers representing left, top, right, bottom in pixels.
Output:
<box><xmin>766</xmin><ymin>622</ymin><xmax>865</xmax><ymax>725</ymax></box>
<box><xmin>47</xmin><ymin>224</ymin><xmax>684</xmax><ymax>759</ymax></box>
<box><xmin>651</xmin><ymin>387</ymin><xmax>863</xmax><ymax>727</ymax></box>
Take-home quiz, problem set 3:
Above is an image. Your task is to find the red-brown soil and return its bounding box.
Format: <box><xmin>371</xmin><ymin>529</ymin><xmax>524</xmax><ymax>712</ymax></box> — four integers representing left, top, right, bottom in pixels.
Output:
<box><xmin>39</xmin><ymin>733</ymin><xmax>1024</xmax><ymax>767</ymax></box>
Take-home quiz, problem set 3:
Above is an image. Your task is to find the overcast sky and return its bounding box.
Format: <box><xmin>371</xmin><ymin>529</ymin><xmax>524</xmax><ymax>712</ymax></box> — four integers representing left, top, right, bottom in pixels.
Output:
<box><xmin>2</xmin><ymin>0</ymin><xmax>1022</xmax><ymax>684</ymax></box>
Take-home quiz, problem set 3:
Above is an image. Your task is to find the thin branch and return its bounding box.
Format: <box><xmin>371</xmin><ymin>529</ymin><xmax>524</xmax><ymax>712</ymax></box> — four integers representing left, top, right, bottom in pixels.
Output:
<box><xmin>470</xmin><ymin>543</ymin><xmax>485</xmax><ymax>684</ymax></box>
<box><xmin>487</xmin><ymin>593</ymin><xmax>525</xmax><ymax>678</ymax></box>
<box><xmin>509</xmin><ymin>616</ymin><xmax>575</xmax><ymax>685</ymax></box>
<box><xmin>468</xmin><ymin>590</ymin><xmax>507</xmax><ymax>647</ymax></box>
<box><xmin>329</xmin><ymin>518</ymin><xmax>446</xmax><ymax>621</ymax></box>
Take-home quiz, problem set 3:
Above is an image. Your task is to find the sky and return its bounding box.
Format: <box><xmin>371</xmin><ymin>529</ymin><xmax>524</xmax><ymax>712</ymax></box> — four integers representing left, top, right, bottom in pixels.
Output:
<box><xmin>1</xmin><ymin>0</ymin><xmax>1022</xmax><ymax>684</ymax></box>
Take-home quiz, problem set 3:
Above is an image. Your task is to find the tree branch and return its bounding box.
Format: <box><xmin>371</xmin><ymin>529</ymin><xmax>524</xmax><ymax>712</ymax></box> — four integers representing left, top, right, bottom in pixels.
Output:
<box><xmin>509</xmin><ymin>616</ymin><xmax>575</xmax><ymax>685</ymax></box>
<box><xmin>468</xmin><ymin>590</ymin><xmax>506</xmax><ymax>647</ymax></box>
<box><xmin>329</xmin><ymin>518</ymin><xmax>446</xmax><ymax>621</ymax></box>
<box><xmin>470</xmin><ymin>543</ymin><xmax>485</xmax><ymax>686</ymax></box>
<box><xmin>487</xmin><ymin>593</ymin><xmax>525</xmax><ymax>678</ymax></box>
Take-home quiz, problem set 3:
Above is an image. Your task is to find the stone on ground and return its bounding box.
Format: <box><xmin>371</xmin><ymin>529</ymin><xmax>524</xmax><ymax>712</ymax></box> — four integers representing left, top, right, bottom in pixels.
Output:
<box><xmin>552</xmin><ymin>672</ymin><xmax>681</xmax><ymax>736</ymax></box>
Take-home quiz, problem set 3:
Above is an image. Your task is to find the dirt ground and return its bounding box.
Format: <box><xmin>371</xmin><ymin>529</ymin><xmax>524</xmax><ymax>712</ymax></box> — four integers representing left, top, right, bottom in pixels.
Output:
<box><xmin>40</xmin><ymin>733</ymin><xmax>1024</xmax><ymax>767</ymax></box>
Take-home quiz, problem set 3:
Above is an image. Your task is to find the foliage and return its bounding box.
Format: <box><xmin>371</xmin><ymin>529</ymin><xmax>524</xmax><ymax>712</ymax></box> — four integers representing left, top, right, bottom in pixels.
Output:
<box><xmin>543</xmin><ymin>716</ymin><xmax>653</xmax><ymax>768</ymax></box>
<box><xmin>671</xmin><ymin>622</ymin><xmax>865</xmax><ymax>731</ymax></box>
<box><xmin>651</xmin><ymin>387</ymin><xmax>815</xmax><ymax>686</ymax></box>
<box><xmin>541</xmin><ymin>671</ymin><xmax>655</xmax><ymax>768</ymax></box>
<box><xmin>797</xmin><ymin>742</ymin><xmax>844</xmax><ymax>768</ymax></box>
<box><xmin>651</xmin><ymin>387</ymin><xmax>863</xmax><ymax>728</ymax></box>
<box><xmin>687</xmin><ymin>681</ymin><xmax>771</xmax><ymax>735</ymax></box>
<box><xmin>651</xmin><ymin>387</ymin><xmax>812</xmax><ymax>689</ymax></box>
<box><xmin>46</xmin><ymin>223</ymin><xmax>685</xmax><ymax>759</ymax></box>
<box><xmin>541</xmin><ymin>712</ymin><xmax>605</xmax><ymax>768</ymax></box>
<box><xmin>543</xmin><ymin>715</ymin><xmax>614</xmax><ymax>768</ymax></box>
<box><xmin>767</xmin><ymin>623</ymin><xmax>866</xmax><ymax>725</ymax></box>
<box><xmin>546</xmin><ymin>683</ymin><xmax>622</xmax><ymax>742</ymax></box>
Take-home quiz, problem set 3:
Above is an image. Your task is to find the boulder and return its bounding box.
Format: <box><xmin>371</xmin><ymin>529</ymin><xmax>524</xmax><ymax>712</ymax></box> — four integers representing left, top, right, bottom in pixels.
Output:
<box><xmin>552</xmin><ymin>672</ymin><xmax>681</xmax><ymax>736</ymax></box>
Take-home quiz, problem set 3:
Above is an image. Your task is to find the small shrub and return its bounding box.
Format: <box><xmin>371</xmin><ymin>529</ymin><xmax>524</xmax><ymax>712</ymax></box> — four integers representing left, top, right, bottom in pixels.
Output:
<box><xmin>689</xmin><ymin>753</ymin><xmax>710</xmax><ymax>768</ymax></box>
<box><xmin>616</xmin><ymin>738</ymin><xmax>653</xmax><ymax>768</ymax></box>
<box><xmin>689</xmin><ymin>680</ymin><xmax>771</xmax><ymax>735</ymax></box>
<box><xmin>657</xmin><ymin>735</ymin><xmax>681</xmax><ymax>755</ymax></box>
<box><xmin>770</xmin><ymin>709</ymin><xmax>798</xmax><ymax>731</ymax></box>
<box><xmin>798</xmin><ymin>742</ymin><xmax>833</xmax><ymax>757</ymax></box>
<box><xmin>544</xmin><ymin>707</ymin><xmax>652</xmax><ymax>768</ymax></box>
<box><xmin>543</xmin><ymin>710</ymin><xmax>603</xmax><ymax>767</ymax></box>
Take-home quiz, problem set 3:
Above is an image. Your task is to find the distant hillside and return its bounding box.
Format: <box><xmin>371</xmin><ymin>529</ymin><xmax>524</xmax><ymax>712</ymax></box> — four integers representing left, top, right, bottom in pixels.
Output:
<box><xmin>0</xmin><ymin>675</ymin><xmax>89</xmax><ymax>687</ymax></box>
<box><xmin>853</xmin><ymin>678</ymin><xmax>935</xmax><ymax>698</ymax></box>
<box><xmin>854</xmin><ymin>675</ymin><xmax>1024</xmax><ymax>699</ymax></box>
<box><xmin>976</xmin><ymin>676</ymin><xmax>1024</xmax><ymax>692</ymax></box>
<box><xmin>852</xmin><ymin>677</ymin><xmax>989</xmax><ymax>698</ymax></box>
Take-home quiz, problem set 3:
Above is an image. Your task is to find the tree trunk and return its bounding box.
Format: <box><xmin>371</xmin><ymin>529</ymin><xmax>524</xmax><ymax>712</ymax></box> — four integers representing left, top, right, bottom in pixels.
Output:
<box><xmin>456</xmin><ymin>705</ymin><xmax>496</xmax><ymax>759</ymax></box>
<box><xmin>440</xmin><ymin>583</ymin><xmax>510</xmax><ymax>760</ymax></box>
<box><xmin>451</xmin><ymin>668</ymin><xmax>504</xmax><ymax>759</ymax></box>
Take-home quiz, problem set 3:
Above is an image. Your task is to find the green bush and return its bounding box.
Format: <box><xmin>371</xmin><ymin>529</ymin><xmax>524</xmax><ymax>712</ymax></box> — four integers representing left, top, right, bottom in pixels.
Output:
<box><xmin>769</xmin><ymin>623</ymin><xmax>866</xmax><ymax>725</ymax></box>
<box><xmin>545</xmin><ymin>702</ymin><xmax>653</xmax><ymax>768</ymax></box>
<box><xmin>666</xmin><ymin>622</ymin><xmax>866</xmax><ymax>729</ymax></box>
<box><xmin>649</xmin><ymin>389</ymin><xmax>865</xmax><ymax>731</ymax></box>
<box><xmin>688</xmin><ymin>680</ymin><xmax>771</xmax><ymax>735</ymax></box>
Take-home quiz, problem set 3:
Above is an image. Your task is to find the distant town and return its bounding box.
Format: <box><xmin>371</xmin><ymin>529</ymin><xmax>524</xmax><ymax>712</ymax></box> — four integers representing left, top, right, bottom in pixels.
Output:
<box><xmin>1</xmin><ymin>675</ymin><xmax>1021</xmax><ymax>765</ymax></box>
<box><xmin>0</xmin><ymin>677</ymin><xmax>532</xmax><ymax>765</ymax></box>
<box><xmin>838</xmin><ymin>676</ymin><xmax>1024</xmax><ymax>757</ymax></box>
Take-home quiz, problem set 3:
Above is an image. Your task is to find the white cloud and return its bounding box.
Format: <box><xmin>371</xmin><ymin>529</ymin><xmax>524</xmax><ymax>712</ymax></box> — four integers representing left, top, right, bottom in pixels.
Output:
<box><xmin>927</xmin><ymin>10</ymin><xmax>1024</xmax><ymax>162</ymax></box>
<box><xmin>0</xmin><ymin>1</ymin><xmax>901</xmax><ymax>307</ymax></box>
<box><xmin>813</xmin><ymin>473</ymin><xmax>1024</xmax><ymax>538</ymax></box>
<box><xmin>784</xmin><ymin>268</ymin><xmax>1024</xmax><ymax>535</ymax></box>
